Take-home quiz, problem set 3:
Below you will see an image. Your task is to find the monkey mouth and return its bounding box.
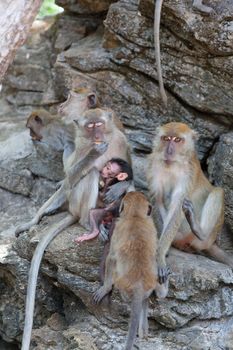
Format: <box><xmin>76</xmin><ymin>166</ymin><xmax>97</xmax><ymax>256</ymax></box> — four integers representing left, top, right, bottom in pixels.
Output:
<box><xmin>94</xmin><ymin>141</ymin><xmax>103</xmax><ymax>144</ymax></box>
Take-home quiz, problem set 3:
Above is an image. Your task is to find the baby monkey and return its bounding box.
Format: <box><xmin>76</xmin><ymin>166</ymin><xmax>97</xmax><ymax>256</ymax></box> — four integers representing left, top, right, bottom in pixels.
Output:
<box><xmin>75</xmin><ymin>158</ymin><xmax>133</xmax><ymax>243</ymax></box>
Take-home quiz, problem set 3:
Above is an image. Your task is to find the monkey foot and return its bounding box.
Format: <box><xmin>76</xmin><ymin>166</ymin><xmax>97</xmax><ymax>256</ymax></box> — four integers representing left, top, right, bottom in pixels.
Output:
<box><xmin>75</xmin><ymin>230</ymin><xmax>99</xmax><ymax>243</ymax></box>
<box><xmin>93</xmin><ymin>286</ymin><xmax>110</xmax><ymax>304</ymax></box>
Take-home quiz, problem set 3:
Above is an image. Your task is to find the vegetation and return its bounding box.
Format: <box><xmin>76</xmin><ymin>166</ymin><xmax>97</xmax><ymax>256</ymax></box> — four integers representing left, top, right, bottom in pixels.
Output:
<box><xmin>37</xmin><ymin>0</ymin><xmax>63</xmax><ymax>18</ymax></box>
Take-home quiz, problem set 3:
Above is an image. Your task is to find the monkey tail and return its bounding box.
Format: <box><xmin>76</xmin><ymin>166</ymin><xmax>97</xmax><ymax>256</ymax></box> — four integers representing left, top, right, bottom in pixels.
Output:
<box><xmin>125</xmin><ymin>288</ymin><xmax>144</xmax><ymax>350</ymax></box>
<box><xmin>154</xmin><ymin>0</ymin><xmax>168</xmax><ymax>107</ymax></box>
<box><xmin>21</xmin><ymin>213</ymin><xmax>76</xmax><ymax>350</ymax></box>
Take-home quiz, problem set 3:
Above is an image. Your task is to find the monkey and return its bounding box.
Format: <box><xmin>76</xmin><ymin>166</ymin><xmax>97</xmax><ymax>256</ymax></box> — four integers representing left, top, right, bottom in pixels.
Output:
<box><xmin>154</xmin><ymin>0</ymin><xmax>214</xmax><ymax>106</ymax></box>
<box><xmin>58</xmin><ymin>87</ymin><xmax>125</xmax><ymax>132</ymax></box>
<box><xmin>93</xmin><ymin>191</ymin><xmax>168</xmax><ymax>350</ymax></box>
<box><xmin>75</xmin><ymin>157</ymin><xmax>133</xmax><ymax>243</ymax></box>
<box><xmin>26</xmin><ymin>109</ymin><xmax>75</xmax><ymax>168</ymax></box>
<box><xmin>17</xmin><ymin>108</ymin><xmax>131</xmax><ymax>350</ymax></box>
<box><xmin>147</xmin><ymin>122</ymin><xmax>233</xmax><ymax>283</ymax></box>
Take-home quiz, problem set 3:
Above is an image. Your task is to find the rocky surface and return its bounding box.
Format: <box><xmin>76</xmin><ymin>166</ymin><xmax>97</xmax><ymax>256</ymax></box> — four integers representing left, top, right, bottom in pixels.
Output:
<box><xmin>0</xmin><ymin>0</ymin><xmax>233</xmax><ymax>349</ymax></box>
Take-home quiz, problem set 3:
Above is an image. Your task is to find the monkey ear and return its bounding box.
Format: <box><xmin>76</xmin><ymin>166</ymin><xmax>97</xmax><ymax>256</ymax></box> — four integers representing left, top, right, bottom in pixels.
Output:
<box><xmin>87</xmin><ymin>93</ymin><xmax>97</xmax><ymax>108</ymax></box>
<box><xmin>147</xmin><ymin>205</ymin><xmax>152</xmax><ymax>216</ymax></box>
<box><xmin>35</xmin><ymin>116</ymin><xmax>42</xmax><ymax>125</ymax></box>
<box><xmin>116</xmin><ymin>172</ymin><xmax>128</xmax><ymax>181</ymax></box>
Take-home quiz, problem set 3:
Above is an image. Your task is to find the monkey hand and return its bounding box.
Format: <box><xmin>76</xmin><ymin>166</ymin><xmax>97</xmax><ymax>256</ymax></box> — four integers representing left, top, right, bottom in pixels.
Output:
<box><xmin>158</xmin><ymin>265</ymin><xmax>171</xmax><ymax>285</ymax></box>
<box><xmin>15</xmin><ymin>223</ymin><xmax>30</xmax><ymax>237</ymax></box>
<box><xmin>91</xmin><ymin>142</ymin><xmax>108</xmax><ymax>157</ymax></box>
<box><xmin>104</xmin><ymin>180</ymin><xmax>130</xmax><ymax>203</ymax></box>
<box><xmin>182</xmin><ymin>198</ymin><xmax>204</xmax><ymax>241</ymax></box>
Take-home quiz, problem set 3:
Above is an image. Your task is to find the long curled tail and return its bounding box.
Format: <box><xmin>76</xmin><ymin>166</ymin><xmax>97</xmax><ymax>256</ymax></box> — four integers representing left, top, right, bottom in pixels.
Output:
<box><xmin>154</xmin><ymin>0</ymin><xmax>167</xmax><ymax>107</ymax></box>
<box><xmin>21</xmin><ymin>213</ymin><xmax>76</xmax><ymax>350</ymax></box>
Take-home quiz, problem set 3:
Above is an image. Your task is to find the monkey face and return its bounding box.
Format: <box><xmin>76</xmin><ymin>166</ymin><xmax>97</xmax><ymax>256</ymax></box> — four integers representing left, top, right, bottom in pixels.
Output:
<box><xmin>84</xmin><ymin>120</ymin><xmax>106</xmax><ymax>144</ymax></box>
<box><xmin>58</xmin><ymin>89</ymin><xmax>98</xmax><ymax>124</ymax></box>
<box><xmin>156</xmin><ymin>122</ymin><xmax>197</xmax><ymax>164</ymax></box>
<box><xmin>101</xmin><ymin>161</ymin><xmax>122</xmax><ymax>179</ymax></box>
<box><xmin>161</xmin><ymin>134</ymin><xmax>185</xmax><ymax>163</ymax></box>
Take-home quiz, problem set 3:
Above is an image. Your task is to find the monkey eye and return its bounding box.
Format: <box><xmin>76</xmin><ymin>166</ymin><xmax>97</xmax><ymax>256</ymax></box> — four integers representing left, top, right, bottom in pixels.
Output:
<box><xmin>174</xmin><ymin>137</ymin><xmax>183</xmax><ymax>143</ymax></box>
<box><xmin>87</xmin><ymin>123</ymin><xmax>94</xmax><ymax>129</ymax></box>
<box><xmin>161</xmin><ymin>136</ymin><xmax>171</xmax><ymax>142</ymax></box>
<box><xmin>95</xmin><ymin>122</ymin><xmax>103</xmax><ymax>127</ymax></box>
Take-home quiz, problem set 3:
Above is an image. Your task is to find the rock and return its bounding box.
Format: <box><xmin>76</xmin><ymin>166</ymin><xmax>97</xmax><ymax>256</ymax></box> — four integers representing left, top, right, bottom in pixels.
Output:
<box><xmin>208</xmin><ymin>132</ymin><xmax>233</xmax><ymax>232</ymax></box>
<box><xmin>0</xmin><ymin>1</ymin><xmax>233</xmax><ymax>349</ymax></box>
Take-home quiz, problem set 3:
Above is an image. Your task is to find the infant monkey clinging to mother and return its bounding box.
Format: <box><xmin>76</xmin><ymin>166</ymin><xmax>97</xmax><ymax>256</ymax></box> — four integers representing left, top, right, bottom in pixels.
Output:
<box><xmin>75</xmin><ymin>157</ymin><xmax>133</xmax><ymax>244</ymax></box>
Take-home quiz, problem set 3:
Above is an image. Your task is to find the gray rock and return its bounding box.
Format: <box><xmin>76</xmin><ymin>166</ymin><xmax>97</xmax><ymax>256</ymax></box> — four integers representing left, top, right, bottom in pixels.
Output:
<box><xmin>208</xmin><ymin>132</ymin><xmax>233</xmax><ymax>231</ymax></box>
<box><xmin>0</xmin><ymin>2</ymin><xmax>233</xmax><ymax>349</ymax></box>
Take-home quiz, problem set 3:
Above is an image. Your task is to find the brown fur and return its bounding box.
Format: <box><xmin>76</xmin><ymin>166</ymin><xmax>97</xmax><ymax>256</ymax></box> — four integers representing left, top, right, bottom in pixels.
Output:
<box><xmin>147</xmin><ymin>122</ymin><xmax>232</xmax><ymax>276</ymax></box>
<box><xmin>58</xmin><ymin>87</ymin><xmax>124</xmax><ymax>132</ymax></box>
<box><xmin>93</xmin><ymin>192</ymin><xmax>167</xmax><ymax>350</ymax></box>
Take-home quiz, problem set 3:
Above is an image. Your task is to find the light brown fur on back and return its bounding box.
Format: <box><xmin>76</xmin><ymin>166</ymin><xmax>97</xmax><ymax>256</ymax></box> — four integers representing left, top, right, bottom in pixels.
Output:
<box><xmin>110</xmin><ymin>192</ymin><xmax>158</xmax><ymax>295</ymax></box>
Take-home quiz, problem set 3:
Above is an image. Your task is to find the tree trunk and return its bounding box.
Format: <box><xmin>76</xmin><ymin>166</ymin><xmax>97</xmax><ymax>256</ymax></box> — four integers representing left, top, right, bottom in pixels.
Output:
<box><xmin>0</xmin><ymin>0</ymin><xmax>43</xmax><ymax>82</ymax></box>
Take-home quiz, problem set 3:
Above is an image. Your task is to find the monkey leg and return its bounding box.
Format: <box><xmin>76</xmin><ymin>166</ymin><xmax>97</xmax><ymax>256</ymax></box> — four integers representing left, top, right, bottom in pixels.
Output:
<box><xmin>205</xmin><ymin>244</ymin><xmax>233</xmax><ymax>268</ymax></box>
<box><xmin>185</xmin><ymin>189</ymin><xmax>233</xmax><ymax>267</ymax></box>
<box><xmin>192</xmin><ymin>188</ymin><xmax>224</xmax><ymax>248</ymax></box>
<box><xmin>15</xmin><ymin>186</ymin><xmax>67</xmax><ymax>237</ymax></box>
<box><xmin>75</xmin><ymin>208</ymin><xmax>105</xmax><ymax>243</ymax></box>
<box><xmin>192</xmin><ymin>0</ymin><xmax>213</xmax><ymax>15</ymax></box>
<box><xmin>99</xmin><ymin>220</ymin><xmax>116</xmax><ymax>284</ymax></box>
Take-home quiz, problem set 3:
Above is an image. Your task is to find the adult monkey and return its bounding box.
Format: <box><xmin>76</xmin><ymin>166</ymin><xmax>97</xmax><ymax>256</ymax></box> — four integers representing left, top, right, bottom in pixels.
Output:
<box><xmin>147</xmin><ymin>122</ymin><xmax>233</xmax><ymax>283</ymax></box>
<box><xmin>17</xmin><ymin>108</ymin><xmax>131</xmax><ymax>350</ymax></box>
<box><xmin>59</xmin><ymin>86</ymin><xmax>124</xmax><ymax>132</ymax></box>
<box><xmin>154</xmin><ymin>0</ymin><xmax>214</xmax><ymax>106</ymax></box>
<box><xmin>26</xmin><ymin>109</ymin><xmax>75</xmax><ymax>168</ymax></box>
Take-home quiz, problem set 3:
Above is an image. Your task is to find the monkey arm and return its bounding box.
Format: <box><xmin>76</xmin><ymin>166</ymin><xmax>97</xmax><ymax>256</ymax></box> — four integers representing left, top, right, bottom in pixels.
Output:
<box><xmin>104</xmin><ymin>180</ymin><xmax>133</xmax><ymax>204</ymax></box>
<box><xmin>182</xmin><ymin>198</ymin><xmax>204</xmax><ymax>240</ymax></box>
<box><xmin>68</xmin><ymin>142</ymin><xmax>108</xmax><ymax>188</ymax></box>
<box><xmin>62</xmin><ymin>141</ymin><xmax>75</xmax><ymax>166</ymax></box>
<box><xmin>157</xmin><ymin>201</ymin><xmax>184</xmax><ymax>283</ymax></box>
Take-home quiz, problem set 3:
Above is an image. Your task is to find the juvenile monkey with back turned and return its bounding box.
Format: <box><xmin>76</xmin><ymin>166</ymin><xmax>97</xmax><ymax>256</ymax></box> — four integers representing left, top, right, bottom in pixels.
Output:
<box><xmin>94</xmin><ymin>191</ymin><xmax>168</xmax><ymax>350</ymax></box>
